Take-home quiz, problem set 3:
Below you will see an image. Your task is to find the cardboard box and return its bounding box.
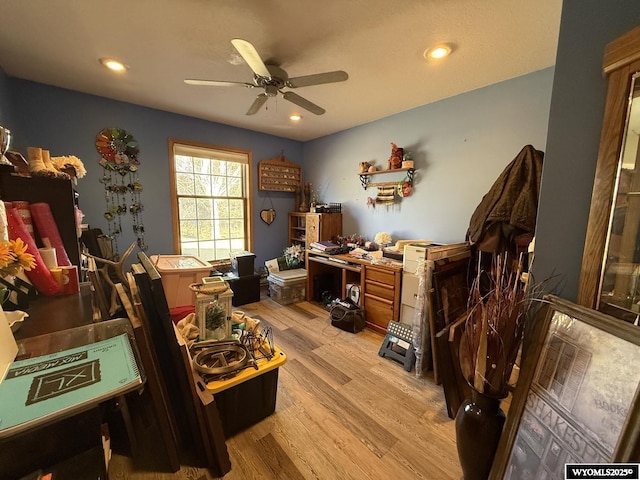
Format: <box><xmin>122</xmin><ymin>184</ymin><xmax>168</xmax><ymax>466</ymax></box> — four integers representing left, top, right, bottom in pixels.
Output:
<box><xmin>150</xmin><ymin>255</ymin><xmax>211</xmax><ymax>308</ymax></box>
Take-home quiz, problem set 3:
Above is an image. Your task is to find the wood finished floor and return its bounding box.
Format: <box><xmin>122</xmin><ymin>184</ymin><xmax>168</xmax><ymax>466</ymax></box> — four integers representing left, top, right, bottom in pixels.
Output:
<box><xmin>108</xmin><ymin>295</ymin><xmax>463</xmax><ymax>480</ymax></box>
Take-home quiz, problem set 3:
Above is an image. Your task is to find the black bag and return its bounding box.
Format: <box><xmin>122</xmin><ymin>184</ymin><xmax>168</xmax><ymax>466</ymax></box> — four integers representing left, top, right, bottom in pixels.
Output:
<box><xmin>329</xmin><ymin>299</ymin><xmax>365</xmax><ymax>333</ymax></box>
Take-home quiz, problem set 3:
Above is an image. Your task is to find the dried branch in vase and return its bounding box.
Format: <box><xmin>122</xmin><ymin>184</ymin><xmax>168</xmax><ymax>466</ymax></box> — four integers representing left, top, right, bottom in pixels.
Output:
<box><xmin>459</xmin><ymin>252</ymin><xmax>537</xmax><ymax>397</ymax></box>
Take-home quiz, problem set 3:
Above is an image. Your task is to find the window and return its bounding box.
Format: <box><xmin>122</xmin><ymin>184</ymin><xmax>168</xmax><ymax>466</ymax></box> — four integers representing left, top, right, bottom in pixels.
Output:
<box><xmin>169</xmin><ymin>139</ymin><xmax>252</xmax><ymax>261</ymax></box>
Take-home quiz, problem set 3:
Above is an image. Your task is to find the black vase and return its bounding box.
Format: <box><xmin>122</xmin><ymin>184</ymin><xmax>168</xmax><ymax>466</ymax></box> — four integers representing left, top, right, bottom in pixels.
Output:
<box><xmin>455</xmin><ymin>388</ymin><xmax>506</xmax><ymax>480</ymax></box>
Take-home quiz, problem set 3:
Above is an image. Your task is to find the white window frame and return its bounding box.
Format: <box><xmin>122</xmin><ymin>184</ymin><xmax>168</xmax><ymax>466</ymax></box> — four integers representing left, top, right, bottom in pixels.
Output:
<box><xmin>169</xmin><ymin>139</ymin><xmax>253</xmax><ymax>261</ymax></box>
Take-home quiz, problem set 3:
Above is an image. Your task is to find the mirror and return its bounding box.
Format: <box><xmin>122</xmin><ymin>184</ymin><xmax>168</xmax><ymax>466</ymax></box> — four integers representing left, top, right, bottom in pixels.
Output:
<box><xmin>598</xmin><ymin>73</ymin><xmax>640</xmax><ymax>322</ymax></box>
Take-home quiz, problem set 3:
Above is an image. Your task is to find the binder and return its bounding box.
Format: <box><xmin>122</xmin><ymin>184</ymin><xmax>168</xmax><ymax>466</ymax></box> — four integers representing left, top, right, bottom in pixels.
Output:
<box><xmin>0</xmin><ymin>333</ymin><xmax>142</xmax><ymax>438</ymax></box>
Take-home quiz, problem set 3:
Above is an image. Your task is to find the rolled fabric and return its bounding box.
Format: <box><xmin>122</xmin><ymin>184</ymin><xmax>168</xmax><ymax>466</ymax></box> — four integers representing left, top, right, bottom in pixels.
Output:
<box><xmin>12</xmin><ymin>201</ymin><xmax>33</xmax><ymax>235</ymax></box>
<box><xmin>38</xmin><ymin>247</ymin><xmax>58</xmax><ymax>270</ymax></box>
<box><xmin>0</xmin><ymin>202</ymin><xmax>8</xmax><ymax>241</ymax></box>
<box><xmin>5</xmin><ymin>207</ymin><xmax>61</xmax><ymax>296</ymax></box>
<box><xmin>29</xmin><ymin>202</ymin><xmax>71</xmax><ymax>266</ymax></box>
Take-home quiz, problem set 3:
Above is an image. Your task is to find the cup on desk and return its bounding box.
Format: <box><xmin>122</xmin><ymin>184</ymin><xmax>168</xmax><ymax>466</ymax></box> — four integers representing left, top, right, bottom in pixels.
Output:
<box><xmin>50</xmin><ymin>267</ymin><xmax>63</xmax><ymax>290</ymax></box>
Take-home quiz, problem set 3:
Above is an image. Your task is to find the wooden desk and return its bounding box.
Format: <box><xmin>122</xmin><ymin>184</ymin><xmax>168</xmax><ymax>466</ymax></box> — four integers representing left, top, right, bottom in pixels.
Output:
<box><xmin>305</xmin><ymin>250</ymin><xmax>403</xmax><ymax>334</ymax></box>
<box><xmin>13</xmin><ymin>282</ymin><xmax>93</xmax><ymax>341</ymax></box>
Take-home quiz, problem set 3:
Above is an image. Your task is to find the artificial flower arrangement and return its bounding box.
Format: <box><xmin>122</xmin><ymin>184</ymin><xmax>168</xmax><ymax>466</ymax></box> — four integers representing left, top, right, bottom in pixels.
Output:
<box><xmin>284</xmin><ymin>244</ymin><xmax>304</xmax><ymax>268</ymax></box>
<box><xmin>458</xmin><ymin>252</ymin><xmax>535</xmax><ymax>397</ymax></box>
<box><xmin>0</xmin><ymin>238</ymin><xmax>36</xmax><ymax>277</ymax></box>
<box><xmin>334</xmin><ymin>233</ymin><xmax>365</xmax><ymax>248</ymax></box>
<box><xmin>374</xmin><ymin>231</ymin><xmax>392</xmax><ymax>246</ymax></box>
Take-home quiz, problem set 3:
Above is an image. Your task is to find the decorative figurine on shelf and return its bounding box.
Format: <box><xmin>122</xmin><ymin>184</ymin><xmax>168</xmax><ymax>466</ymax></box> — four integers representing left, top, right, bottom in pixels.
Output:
<box><xmin>368</xmin><ymin>164</ymin><xmax>377</xmax><ymax>173</ymax></box>
<box><xmin>397</xmin><ymin>179</ymin><xmax>412</xmax><ymax>197</ymax></box>
<box><xmin>388</xmin><ymin>142</ymin><xmax>403</xmax><ymax>170</ymax></box>
<box><xmin>359</xmin><ymin>161</ymin><xmax>371</xmax><ymax>173</ymax></box>
<box><xmin>299</xmin><ymin>182</ymin><xmax>310</xmax><ymax>212</ymax></box>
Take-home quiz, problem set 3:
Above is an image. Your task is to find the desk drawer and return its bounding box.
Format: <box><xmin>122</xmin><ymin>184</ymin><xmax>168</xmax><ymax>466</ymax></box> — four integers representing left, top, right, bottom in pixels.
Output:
<box><xmin>365</xmin><ymin>280</ymin><xmax>394</xmax><ymax>301</ymax></box>
<box><xmin>365</xmin><ymin>266</ymin><xmax>396</xmax><ymax>286</ymax></box>
<box><xmin>364</xmin><ymin>293</ymin><xmax>393</xmax><ymax>329</ymax></box>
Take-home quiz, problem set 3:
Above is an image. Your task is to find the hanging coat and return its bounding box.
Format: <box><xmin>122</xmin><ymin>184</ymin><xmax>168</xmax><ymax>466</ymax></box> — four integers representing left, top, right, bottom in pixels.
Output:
<box><xmin>466</xmin><ymin>145</ymin><xmax>544</xmax><ymax>253</ymax></box>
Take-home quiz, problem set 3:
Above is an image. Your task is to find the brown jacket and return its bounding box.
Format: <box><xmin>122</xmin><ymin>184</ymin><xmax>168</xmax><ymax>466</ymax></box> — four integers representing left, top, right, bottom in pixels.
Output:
<box><xmin>467</xmin><ymin>145</ymin><xmax>544</xmax><ymax>252</ymax></box>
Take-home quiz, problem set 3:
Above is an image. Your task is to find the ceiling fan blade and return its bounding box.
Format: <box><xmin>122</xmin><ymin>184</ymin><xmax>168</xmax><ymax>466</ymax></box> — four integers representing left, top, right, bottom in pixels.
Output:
<box><xmin>282</xmin><ymin>91</ymin><xmax>325</xmax><ymax>115</ymax></box>
<box><xmin>287</xmin><ymin>70</ymin><xmax>348</xmax><ymax>88</ymax></box>
<box><xmin>184</xmin><ymin>79</ymin><xmax>254</xmax><ymax>88</ymax></box>
<box><xmin>246</xmin><ymin>93</ymin><xmax>269</xmax><ymax>115</ymax></box>
<box><xmin>231</xmin><ymin>38</ymin><xmax>271</xmax><ymax>79</ymax></box>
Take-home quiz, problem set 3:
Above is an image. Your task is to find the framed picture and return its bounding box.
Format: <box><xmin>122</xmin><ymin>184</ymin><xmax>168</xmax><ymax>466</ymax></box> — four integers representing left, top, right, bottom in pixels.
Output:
<box><xmin>490</xmin><ymin>295</ymin><xmax>640</xmax><ymax>480</ymax></box>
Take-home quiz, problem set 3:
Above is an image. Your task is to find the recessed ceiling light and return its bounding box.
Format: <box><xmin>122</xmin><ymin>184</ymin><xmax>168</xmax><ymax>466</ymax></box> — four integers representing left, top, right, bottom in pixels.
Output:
<box><xmin>424</xmin><ymin>44</ymin><xmax>452</xmax><ymax>60</ymax></box>
<box><xmin>100</xmin><ymin>58</ymin><xmax>127</xmax><ymax>72</ymax></box>
<box><xmin>289</xmin><ymin>114</ymin><xmax>302</xmax><ymax>121</ymax></box>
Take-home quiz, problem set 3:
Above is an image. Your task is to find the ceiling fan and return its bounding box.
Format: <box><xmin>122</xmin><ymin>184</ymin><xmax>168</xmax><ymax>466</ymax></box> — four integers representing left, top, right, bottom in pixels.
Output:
<box><xmin>184</xmin><ymin>39</ymin><xmax>348</xmax><ymax>116</ymax></box>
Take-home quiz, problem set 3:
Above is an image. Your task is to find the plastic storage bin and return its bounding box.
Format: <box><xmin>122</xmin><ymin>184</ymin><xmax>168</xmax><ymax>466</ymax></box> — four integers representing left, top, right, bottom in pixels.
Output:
<box><xmin>267</xmin><ymin>269</ymin><xmax>307</xmax><ymax>305</ymax></box>
<box><xmin>150</xmin><ymin>255</ymin><xmax>212</xmax><ymax>308</ymax></box>
<box><xmin>207</xmin><ymin>348</ymin><xmax>286</xmax><ymax>438</ymax></box>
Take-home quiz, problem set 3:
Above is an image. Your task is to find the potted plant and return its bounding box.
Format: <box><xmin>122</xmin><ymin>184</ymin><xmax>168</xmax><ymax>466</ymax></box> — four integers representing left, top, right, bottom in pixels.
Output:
<box><xmin>205</xmin><ymin>301</ymin><xmax>227</xmax><ymax>340</ymax></box>
<box><xmin>456</xmin><ymin>252</ymin><xmax>534</xmax><ymax>480</ymax></box>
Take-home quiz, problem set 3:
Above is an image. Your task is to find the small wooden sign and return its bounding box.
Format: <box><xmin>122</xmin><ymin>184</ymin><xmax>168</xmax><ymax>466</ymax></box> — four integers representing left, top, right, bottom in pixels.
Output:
<box><xmin>258</xmin><ymin>155</ymin><xmax>301</xmax><ymax>192</ymax></box>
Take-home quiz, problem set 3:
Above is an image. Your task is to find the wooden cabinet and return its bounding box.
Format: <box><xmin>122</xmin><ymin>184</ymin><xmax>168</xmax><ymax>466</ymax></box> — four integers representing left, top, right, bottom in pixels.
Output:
<box><xmin>578</xmin><ymin>25</ymin><xmax>640</xmax><ymax>318</ymax></box>
<box><xmin>288</xmin><ymin>212</ymin><xmax>342</xmax><ymax>249</ymax></box>
<box><xmin>363</xmin><ymin>264</ymin><xmax>401</xmax><ymax>333</ymax></box>
<box><xmin>288</xmin><ymin>213</ymin><xmax>307</xmax><ymax>247</ymax></box>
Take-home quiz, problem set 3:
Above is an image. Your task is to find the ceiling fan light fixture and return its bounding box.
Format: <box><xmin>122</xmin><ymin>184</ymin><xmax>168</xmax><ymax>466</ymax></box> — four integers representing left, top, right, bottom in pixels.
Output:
<box><xmin>100</xmin><ymin>58</ymin><xmax>127</xmax><ymax>72</ymax></box>
<box><xmin>424</xmin><ymin>44</ymin><xmax>452</xmax><ymax>60</ymax></box>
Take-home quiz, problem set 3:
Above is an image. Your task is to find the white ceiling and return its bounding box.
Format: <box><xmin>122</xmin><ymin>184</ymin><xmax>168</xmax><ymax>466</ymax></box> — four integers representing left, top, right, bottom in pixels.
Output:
<box><xmin>0</xmin><ymin>0</ymin><xmax>562</xmax><ymax>142</ymax></box>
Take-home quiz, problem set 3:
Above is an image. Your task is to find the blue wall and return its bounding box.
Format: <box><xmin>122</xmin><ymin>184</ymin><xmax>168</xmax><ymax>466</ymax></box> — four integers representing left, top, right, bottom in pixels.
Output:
<box><xmin>1</xmin><ymin>67</ymin><xmax>556</xmax><ymax>272</ymax></box>
<box><xmin>303</xmin><ymin>68</ymin><xmax>554</xmax><ymax>245</ymax></box>
<box><xmin>0</xmin><ymin>69</ymin><xmax>14</xmax><ymax>132</ymax></box>
<box><xmin>534</xmin><ymin>0</ymin><xmax>640</xmax><ymax>300</ymax></box>
<box><xmin>6</xmin><ymin>79</ymin><xmax>303</xmax><ymax>267</ymax></box>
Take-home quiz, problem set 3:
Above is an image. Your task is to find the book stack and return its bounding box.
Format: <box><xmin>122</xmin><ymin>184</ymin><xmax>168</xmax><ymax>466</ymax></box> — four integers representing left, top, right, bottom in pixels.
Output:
<box><xmin>310</xmin><ymin>240</ymin><xmax>341</xmax><ymax>253</ymax></box>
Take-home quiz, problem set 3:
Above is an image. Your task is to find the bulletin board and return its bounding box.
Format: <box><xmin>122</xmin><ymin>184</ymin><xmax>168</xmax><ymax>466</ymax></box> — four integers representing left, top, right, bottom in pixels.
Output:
<box><xmin>258</xmin><ymin>155</ymin><xmax>301</xmax><ymax>193</ymax></box>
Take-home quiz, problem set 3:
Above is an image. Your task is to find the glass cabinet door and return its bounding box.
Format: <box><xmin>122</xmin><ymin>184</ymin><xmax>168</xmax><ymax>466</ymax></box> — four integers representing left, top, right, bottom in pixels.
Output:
<box><xmin>599</xmin><ymin>73</ymin><xmax>640</xmax><ymax>322</ymax></box>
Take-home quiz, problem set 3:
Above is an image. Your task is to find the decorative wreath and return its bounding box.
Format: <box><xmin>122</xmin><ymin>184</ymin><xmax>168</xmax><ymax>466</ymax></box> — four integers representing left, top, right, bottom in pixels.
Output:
<box><xmin>95</xmin><ymin>128</ymin><xmax>140</xmax><ymax>167</ymax></box>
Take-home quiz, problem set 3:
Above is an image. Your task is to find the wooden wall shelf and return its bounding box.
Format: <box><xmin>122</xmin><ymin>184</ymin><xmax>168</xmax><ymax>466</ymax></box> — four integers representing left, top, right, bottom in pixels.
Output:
<box><xmin>358</xmin><ymin>167</ymin><xmax>415</xmax><ymax>189</ymax></box>
<box><xmin>258</xmin><ymin>155</ymin><xmax>301</xmax><ymax>192</ymax></box>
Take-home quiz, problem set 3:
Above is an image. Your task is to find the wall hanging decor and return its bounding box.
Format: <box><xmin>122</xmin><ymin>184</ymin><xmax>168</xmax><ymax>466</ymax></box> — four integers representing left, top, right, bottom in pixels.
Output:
<box><xmin>258</xmin><ymin>153</ymin><xmax>301</xmax><ymax>192</ymax></box>
<box><xmin>95</xmin><ymin>128</ymin><xmax>147</xmax><ymax>257</ymax></box>
<box><xmin>260</xmin><ymin>192</ymin><xmax>276</xmax><ymax>225</ymax></box>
